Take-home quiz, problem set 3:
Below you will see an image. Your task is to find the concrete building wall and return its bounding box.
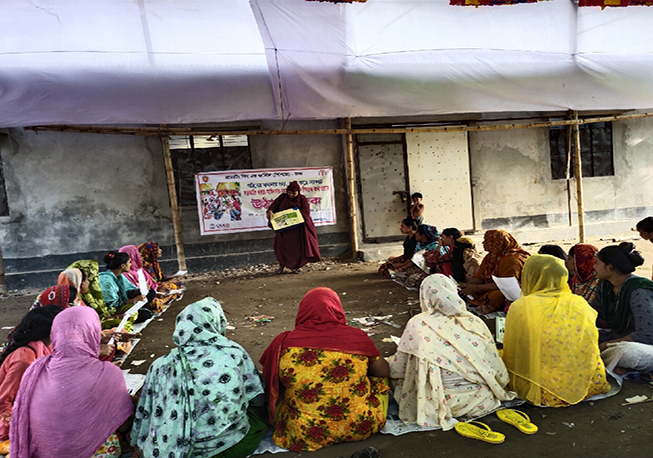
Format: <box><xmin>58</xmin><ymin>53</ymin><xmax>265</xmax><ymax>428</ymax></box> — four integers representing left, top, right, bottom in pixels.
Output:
<box><xmin>468</xmin><ymin>117</ymin><xmax>653</xmax><ymax>242</ymax></box>
<box><xmin>0</xmin><ymin>122</ymin><xmax>350</xmax><ymax>290</ymax></box>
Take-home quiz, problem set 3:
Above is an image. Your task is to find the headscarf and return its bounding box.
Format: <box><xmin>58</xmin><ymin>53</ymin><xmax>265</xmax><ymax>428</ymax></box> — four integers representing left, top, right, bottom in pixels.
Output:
<box><xmin>119</xmin><ymin>245</ymin><xmax>158</xmax><ymax>290</ymax></box>
<box><xmin>416</xmin><ymin>224</ymin><xmax>439</xmax><ymax>251</ymax></box>
<box><xmin>475</xmin><ymin>230</ymin><xmax>530</xmax><ymax>282</ymax></box>
<box><xmin>10</xmin><ymin>307</ymin><xmax>133</xmax><ymax>458</ymax></box>
<box><xmin>283</xmin><ymin>181</ymin><xmax>302</xmax><ymax>208</ymax></box>
<box><xmin>260</xmin><ymin>287</ymin><xmax>380</xmax><ymax>423</ymax></box>
<box><xmin>139</xmin><ymin>242</ymin><xmax>164</xmax><ymax>283</ymax></box>
<box><xmin>392</xmin><ymin>275</ymin><xmax>514</xmax><ymax>429</ymax></box>
<box><xmin>502</xmin><ymin>255</ymin><xmax>604</xmax><ymax>406</ymax></box>
<box><xmin>131</xmin><ymin>298</ymin><xmax>263</xmax><ymax>458</ymax></box>
<box><xmin>32</xmin><ymin>285</ymin><xmax>72</xmax><ymax>310</ymax></box>
<box><xmin>57</xmin><ymin>269</ymin><xmax>83</xmax><ymax>291</ymax></box>
<box><xmin>597</xmin><ymin>276</ymin><xmax>653</xmax><ymax>335</ymax></box>
<box><xmin>68</xmin><ymin>260</ymin><xmax>110</xmax><ymax>319</ymax></box>
<box><xmin>451</xmin><ymin>237</ymin><xmax>475</xmax><ymax>283</ymax></box>
<box><xmin>569</xmin><ymin>244</ymin><xmax>599</xmax><ymax>303</ymax></box>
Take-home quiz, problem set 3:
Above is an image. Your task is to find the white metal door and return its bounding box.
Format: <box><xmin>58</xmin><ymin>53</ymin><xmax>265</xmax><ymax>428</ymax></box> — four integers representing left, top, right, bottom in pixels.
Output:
<box><xmin>406</xmin><ymin>132</ymin><xmax>474</xmax><ymax>230</ymax></box>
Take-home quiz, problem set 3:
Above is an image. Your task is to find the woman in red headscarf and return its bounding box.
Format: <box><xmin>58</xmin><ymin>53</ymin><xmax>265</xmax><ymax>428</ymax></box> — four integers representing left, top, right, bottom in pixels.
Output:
<box><xmin>266</xmin><ymin>181</ymin><xmax>321</xmax><ymax>274</ymax></box>
<box><xmin>260</xmin><ymin>288</ymin><xmax>389</xmax><ymax>452</ymax></box>
<box><xmin>566</xmin><ymin>243</ymin><xmax>600</xmax><ymax>304</ymax></box>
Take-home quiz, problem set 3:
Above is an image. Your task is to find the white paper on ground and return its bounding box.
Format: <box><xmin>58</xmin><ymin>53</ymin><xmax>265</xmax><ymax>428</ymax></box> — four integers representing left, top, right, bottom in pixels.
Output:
<box><xmin>492</xmin><ymin>275</ymin><xmax>522</xmax><ymax>302</ymax></box>
<box><xmin>173</xmin><ymin>270</ymin><xmax>187</xmax><ymax>277</ymax></box>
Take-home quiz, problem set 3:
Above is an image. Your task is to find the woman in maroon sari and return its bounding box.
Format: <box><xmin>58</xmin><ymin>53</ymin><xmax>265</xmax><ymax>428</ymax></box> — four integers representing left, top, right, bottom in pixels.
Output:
<box><xmin>266</xmin><ymin>181</ymin><xmax>321</xmax><ymax>274</ymax></box>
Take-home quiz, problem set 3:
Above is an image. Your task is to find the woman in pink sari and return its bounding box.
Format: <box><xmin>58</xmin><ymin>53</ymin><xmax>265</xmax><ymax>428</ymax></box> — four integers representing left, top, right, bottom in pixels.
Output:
<box><xmin>119</xmin><ymin>245</ymin><xmax>175</xmax><ymax>313</ymax></box>
<box><xmin>10</xmin><ymin>306</ymin><xmax>134</xmax><ymax>458</ymax></box>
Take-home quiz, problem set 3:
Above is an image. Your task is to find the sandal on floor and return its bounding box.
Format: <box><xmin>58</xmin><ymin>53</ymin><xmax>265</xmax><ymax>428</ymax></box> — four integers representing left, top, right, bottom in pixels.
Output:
<box><xmin>496</xmin><ymin>409</ymin><xmax>538</xmax><ymax>435</ymax></box>
<box><xmin>275</xmin><ymin>266</ymin><xmax>285</xmax><ymax>275</ymax></box>
<box><xmin>454</xmin><ymin>421</ymin><xmax>505</xmax><ymax>444</ymax></box>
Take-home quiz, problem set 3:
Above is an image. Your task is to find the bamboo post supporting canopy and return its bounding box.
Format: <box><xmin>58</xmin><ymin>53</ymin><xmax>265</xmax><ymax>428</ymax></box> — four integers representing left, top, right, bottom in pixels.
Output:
<box><xmin>345</xmin><ymin>118</ymin><xmax>360</xmax><ymax>258</ymax></box>
<box><xmin>572</xmin><ymin>112</ymin><xmax>586</xmax><ymax>243</ymax></box>
<box><xmin>161</xmin><ymin>135</ymin><xmax>188</xmax><ymax>271</ymax></box>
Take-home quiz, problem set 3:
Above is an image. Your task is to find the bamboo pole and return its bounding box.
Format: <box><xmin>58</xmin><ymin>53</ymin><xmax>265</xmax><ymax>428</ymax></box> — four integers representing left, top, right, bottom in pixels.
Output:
<box><xmin>565</xmin><ymin>114</ymin><xmax>573</xmax><ymax>226</ymax></box>
<box><xmin>572</xmin><ymin>112</ymin><xmax>586</xmax><ymax>243</ymax></box>
<box><xmin>344</xmin><ymin>118</ymin><xmax>359</xmax><ymax>258</ymax></box>
<box><xmin>24</xmin><ymin>111</ymin><xmax>653</xmax><ymax>138</ymax></box>
<box><xmin>161</xmin><ymin>135</ymin><xmax>188</xmax><ymax>271</ymax></box>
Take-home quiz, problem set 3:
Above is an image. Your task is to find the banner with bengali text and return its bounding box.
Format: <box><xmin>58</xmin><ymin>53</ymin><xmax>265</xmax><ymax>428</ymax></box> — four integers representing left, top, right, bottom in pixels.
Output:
<box><xmin>195</xmin><ymin>167</ymin><xmax>336</xmax><ymax>235</ymax></box>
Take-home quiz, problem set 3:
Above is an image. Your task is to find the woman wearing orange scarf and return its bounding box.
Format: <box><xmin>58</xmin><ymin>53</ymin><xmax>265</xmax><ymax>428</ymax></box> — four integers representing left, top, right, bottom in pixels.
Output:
<box><xmin>459</xmin><ymin>230</ymin><xmax>530</xmax><ymax>314</ymax></box>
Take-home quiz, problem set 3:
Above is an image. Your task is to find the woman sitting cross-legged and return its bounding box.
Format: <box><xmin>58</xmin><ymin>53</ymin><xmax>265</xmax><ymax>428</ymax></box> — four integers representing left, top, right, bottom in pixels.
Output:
<box><xmin>138</xmin><ymin>241</ymin><xmax>183</xmax><ymax>289</ymax></box>
<box><xmin>424</xmin><ymin>228</ymin><xmax>482</xmax><ymax>283</ymax></box>
<box><xmin>131</xmin><ymin>298</ymin><xmax>266</xmax><ymax>458</ymax></box>
<box><xmin>0</xmin><ymin>306</ymin><xmax>61</xmax><ymax>444</ymax></box>
<box><xmin>260</xmin><ymin>287</ymin><xmax>390</xmax><ymax>452</ymax></box>
<box><xmin>389</xmin><ymin>275</ymin><xmax>515</xmax><ymax>430</ymax></box>
<box><xmin>98</xmin><ymin>251</ymin><xmax>153</xmax><ymax>329</ymax></box>
<box><xmin>10</xmin><ymin>306</ymin><xmax>135</xmax><ymax>458</ymax></box>
<box><xmin>591</xmin><ymin>243</ymin><xmax>653</xmax><ymax>375</ymax></box>
<box><xmin>502</xmin><ymin>254</ymin><xmax>610</xmax><ymax>407</ymax></box>
<box><xmin>119</xmin><ymin>245</ymin><xmax>178</xmax><ymax>314</ymax></box>
<box><xmin>459</xmin><ymin>229</ymin><xmax>531</xmax><ymax>314</ymax></box>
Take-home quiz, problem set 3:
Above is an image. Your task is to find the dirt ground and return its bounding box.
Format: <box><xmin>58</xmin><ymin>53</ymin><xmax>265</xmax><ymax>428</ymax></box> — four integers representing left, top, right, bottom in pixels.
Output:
<box><xmin>1</xmin><ymin>232</ymin><xmax>653</xmax><ymax>458</ymax></box>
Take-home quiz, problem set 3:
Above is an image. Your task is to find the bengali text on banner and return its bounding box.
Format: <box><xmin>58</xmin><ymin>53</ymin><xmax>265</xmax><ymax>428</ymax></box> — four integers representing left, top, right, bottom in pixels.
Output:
<box><xmin>195</xmin><ymin>167</ymin><xmax>336</xmax><ymax>235</ymax></box>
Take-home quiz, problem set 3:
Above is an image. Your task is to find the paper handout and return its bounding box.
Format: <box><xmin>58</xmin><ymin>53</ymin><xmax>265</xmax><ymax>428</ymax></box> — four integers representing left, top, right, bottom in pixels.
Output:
<box><xmin>491</xmin><ymin>275</ymin><xmax>521</xmax><ymax>302</ymax></box>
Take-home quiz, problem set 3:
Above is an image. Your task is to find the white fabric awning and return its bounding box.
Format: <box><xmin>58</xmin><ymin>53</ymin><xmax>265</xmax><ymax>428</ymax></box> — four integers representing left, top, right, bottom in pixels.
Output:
<box><xmin>1</xmin><ymin>0</ymin><xmax>653</xmax><ymax>127</ymax></box>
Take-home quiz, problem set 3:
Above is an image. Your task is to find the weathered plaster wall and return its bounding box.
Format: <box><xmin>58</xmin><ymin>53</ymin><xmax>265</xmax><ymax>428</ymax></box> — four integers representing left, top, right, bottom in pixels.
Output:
<box><xmin>0</xmin><ymin>122</ymin><xmax>351</xmax><ymax>290</ymax></box>
<box><xmin>469</xmin><ymin>118</ymin><xmax>653</xmax><ymax>240</ymax></box>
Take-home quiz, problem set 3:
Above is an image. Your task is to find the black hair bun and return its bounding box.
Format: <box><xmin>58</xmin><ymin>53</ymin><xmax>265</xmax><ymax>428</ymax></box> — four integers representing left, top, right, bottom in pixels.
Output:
<box><xmin>619</xmin><ymin>242</ymin><xmax>645</xmax><ymax>268</ymax></box>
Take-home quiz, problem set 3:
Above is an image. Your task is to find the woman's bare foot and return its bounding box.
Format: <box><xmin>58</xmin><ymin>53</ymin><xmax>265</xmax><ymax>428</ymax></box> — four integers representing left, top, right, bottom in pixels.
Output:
<box><xmin>613</xmin><ymin>366</ymin><xmax>628</xmax><ymax>376</ymax></box>
<box><xmin>293</xmin><ymin>268</ymin><xmax>302</xmax><ymax>274</ymax></box>
<box><xmin>275</xmin><ymin>265</ymin><xmax>285</xmax><ymax>275</ymax></box>
<box><xmin>477</xmin><ymin>304</ymin><xmax>498</xmax><ymax>315</ymax></box>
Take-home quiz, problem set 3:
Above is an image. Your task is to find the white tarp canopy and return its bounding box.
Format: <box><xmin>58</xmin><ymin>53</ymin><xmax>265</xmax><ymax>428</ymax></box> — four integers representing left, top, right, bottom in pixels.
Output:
<box><xmin>1</xmin><ymin>0</ymin><xmax>653</xmax><ymax>127</ymax></box>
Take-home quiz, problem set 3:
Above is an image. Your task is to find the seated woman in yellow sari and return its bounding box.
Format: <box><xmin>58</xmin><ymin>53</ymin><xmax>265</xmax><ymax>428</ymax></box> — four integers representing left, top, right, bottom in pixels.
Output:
<box><xmin>502</xmin><ymin>254</ymin><xmax>610</xmax><ymax>407</ymax></box>
<box><xmin>260</xmin><ymin>288</ymin><xmax>390</xmax><ymax>452</ymax></box>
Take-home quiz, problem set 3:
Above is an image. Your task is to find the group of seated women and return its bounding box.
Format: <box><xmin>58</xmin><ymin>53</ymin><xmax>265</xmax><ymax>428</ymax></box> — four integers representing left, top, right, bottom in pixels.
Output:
<box><xmin>0</xmin><ymin>241</ymin><xmax>182</xmax><ymax>455</ymax></box>
<box><xmin>2</xmin><ymin>229</ymin><xmax>652</xmax><ymax>456</ymax></box>
<box><xmin>379</xmin><ymin>220</ymin><xmax>483</xmax><ymax>291</ymax></box>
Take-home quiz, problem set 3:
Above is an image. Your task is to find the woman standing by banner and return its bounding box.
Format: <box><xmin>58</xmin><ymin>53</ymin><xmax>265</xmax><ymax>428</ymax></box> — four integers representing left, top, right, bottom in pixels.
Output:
<box><xmin>267</xmin><ymin>181</ymin><xmax>321</xmax><ymax>274</ymax></box>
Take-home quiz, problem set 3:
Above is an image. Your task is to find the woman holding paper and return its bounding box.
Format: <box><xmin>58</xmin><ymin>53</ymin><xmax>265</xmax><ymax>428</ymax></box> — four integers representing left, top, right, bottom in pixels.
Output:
<box><xmin>266</xmin><ymin>181</ymin><xmax>321</xmax><ymax>274</ymax></box>
<box><xmin>459</xmin><ymin>230</ymin><xmax>530</xmax><ymax>314</ymax></box>
<box><xmin>119</xmin><ymin>245</ymin><xmax>179</xmax><ymax>313</ymax></box>
<box><xmin>10</xmin><ymin>306</ymin><xmax>135</xmax><ymax>458</ymax></box>
<box><xmin>99</xmin><ymin>251</ymin><xmax>152</xmax><ymax>329</ymax></box>
<box><xmin>502</xmin><ymin>255</ymin><xmax>609</xmax><ymax>407</ymax></box>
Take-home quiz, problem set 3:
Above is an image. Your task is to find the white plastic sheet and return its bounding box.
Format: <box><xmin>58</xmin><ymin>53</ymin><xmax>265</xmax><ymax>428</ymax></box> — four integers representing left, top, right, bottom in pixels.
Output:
<box><xmin>1</xmin><ymin>0</ymin><xmax>653</xmax><ymax>127</ymax></box>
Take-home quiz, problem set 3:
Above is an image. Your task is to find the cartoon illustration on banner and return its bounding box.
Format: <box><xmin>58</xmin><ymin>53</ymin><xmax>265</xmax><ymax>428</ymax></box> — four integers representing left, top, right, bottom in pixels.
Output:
<box><xmin>195</xmin><ymin>167</ymin><xmax>336</xmax><ymax>235</ymax></box>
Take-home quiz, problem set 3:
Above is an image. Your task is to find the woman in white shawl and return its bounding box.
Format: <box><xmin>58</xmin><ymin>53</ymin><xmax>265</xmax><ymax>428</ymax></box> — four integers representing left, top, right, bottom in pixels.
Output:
<box><xmin>389</xmin><ymin>274</ymin><xmax>515</xmax><ymax>430</ymax></box>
